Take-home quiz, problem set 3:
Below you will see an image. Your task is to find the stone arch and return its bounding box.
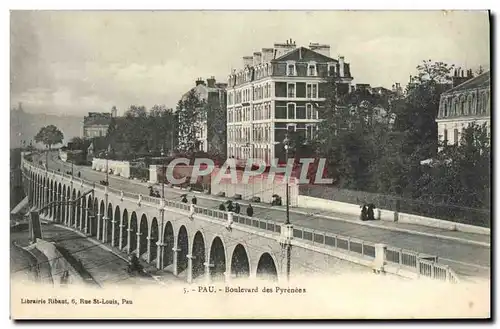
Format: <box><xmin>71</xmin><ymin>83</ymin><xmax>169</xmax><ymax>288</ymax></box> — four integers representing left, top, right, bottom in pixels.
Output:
<box><xmin>49</xmin><ymin>180</ymin><xmax>54</xmax><ymax>218</ymax></box>
<box><xmin>230</xmin><ymin>244</ymin><xmax>250</xmax><ymax>279</ymax></box>
<box><xmin>121</xmin><ymin>209</ymin><xmax>129</xmax><ymax>250</ymax></box>
<box><xmin>113</xmin><ymin>206</ymin><xmax>121</xmax><ymax>247</ymax></box>
<box><xmin>65</xmin><ymin>187</ymin><xmax>71</xmax><ymax>224</ymax></box>
<box><xmin>92</xmin><ymin>197</ymin><xmax>99</xmax><ymax>236</ymax></box>
<box><xmin>163</xmin><ymin>221</ymin><xmax>174</xmax><ymax>270</ymax></box>
<box><xmin>191</xmin><ymin>231</ymin><xmax>206</xmax><ymax>281</ymax></box>
<box><xmin>80</xmin><ymin>193</ymin><xmax>87</xmax><ymax>230</ymax></box>
<box><xmin>176</xmin><ymin>225</ymin><xmax>189</xmax><ymax>275</ymax></box>
<box><xmin>209</xmin><ymin>236</ymin><xmax>226</xmax><ymax>281</ymax></box>
<box><xmin>149</xmin><ymin>218</ymin><xmax>159</xmax><ymax>264</ymax></box>
<box><xmin>76</xmin><ymin>191</ymin><xmax>82</xmax><ymax>228</ymax></box>
<box><xmin>256</xmin><ymin>252</ymin><xmax>278</xmax><ymax>282</ymax></box>
<box><xmin>129</xmin><ymin>212</ymin><xmax>138</xmax><ymax>253</ymax></box>
<box><xmin>61</xmin><ymin>186</ymin><xmax>66</xmax><ymax>224</ymax></box>
<box><xmin>57</xmin><ymin>183</ymin><xmax>62</xmax><ymax>222</ymax></box>
<box><xmin>71</xmin><ymin>189</ymin><xmax>77</xmax><ymax>227</ymax></box>
<box><xmin>98</xmin><ymin>200</ymin><xmax>105</xmax><ymax>240</ymax></box>
<box><xmin>138</xmin><ymin>214</ymin><xmax>149</xmax><ymax>258</ymax></box>
<box><xmin>106</xmin><ymin>203</ymin><xmax>113</xmax><ymax>243</ymax></box>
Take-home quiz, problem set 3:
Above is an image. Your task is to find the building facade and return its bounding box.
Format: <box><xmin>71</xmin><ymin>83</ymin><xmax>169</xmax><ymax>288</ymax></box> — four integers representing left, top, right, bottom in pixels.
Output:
<box><xmin>226</xmin><ymin>40</ymin><xmax>353</xmax><ymax>165</ymax></box>
<box><xmin>436</xmin><ymin>70</ymin><xmax>490</xmax><ymax>147</ymax></box>
<box><xmin>179</xmin><ymin>77</ymin><xmax>227</xmax><ymax>154</ymax></box>
<box><xmin>82</xmin><ymin>107</ymin><xmax>118</xmax><ymax>139</ymax></box>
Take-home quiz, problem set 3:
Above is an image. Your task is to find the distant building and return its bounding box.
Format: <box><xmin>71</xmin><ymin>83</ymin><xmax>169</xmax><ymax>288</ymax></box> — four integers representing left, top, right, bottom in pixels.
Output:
<box><xmin>179</xmin><ymin>77</ymin><xmax>227</xmax><ymax>154</ymax></box>
<box><xmin>436</xmin><ymin>70</ymin><xmax>490</xmax><ymax>147</ymax></box>
<box><xmin>82</xmin><ymin>106</ymin><xmax>118</xmax><ymax>139</ymax></box>
<box><xmin>226</xmin><ymin>39</ymin><xmax>354</xmax><ymax>164</ymax></box>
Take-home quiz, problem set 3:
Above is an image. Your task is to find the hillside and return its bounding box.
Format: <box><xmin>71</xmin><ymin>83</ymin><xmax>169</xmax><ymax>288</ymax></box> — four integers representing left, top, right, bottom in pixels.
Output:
<box><xmin>10</xmin><ymin>108</ymin><xmax>83</xmax><ymax>149</ymax></box>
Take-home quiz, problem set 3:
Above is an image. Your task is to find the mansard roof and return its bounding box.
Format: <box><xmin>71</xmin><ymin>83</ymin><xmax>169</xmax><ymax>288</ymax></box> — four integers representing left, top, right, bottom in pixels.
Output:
<box><xmin>272</xmin><ymin>46</ymin><xmax>337</xmax><ymax>63</ymax></box>
<box><xmin>444</xmin><ymin>70</ymin><xmax>491</xmax><ymax>94</ymax></box>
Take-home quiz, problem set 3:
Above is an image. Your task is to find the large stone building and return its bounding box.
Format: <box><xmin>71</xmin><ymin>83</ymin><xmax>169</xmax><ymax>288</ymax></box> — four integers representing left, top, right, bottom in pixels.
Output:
<box><xmin>82</xmin><ymin>107</ymin><xmax>118</xmax><ymax>139</ymax></box>
<box><xmin>226</xmin><ymin>39</ymin><xmax>353</xmax><ymax>165</ymax></box>
<box><xmin>179</xmin><ymin>77</ymin><xmax>227</xmax><ymax>154</ymax></box>
<box><xmin>436</xmin><ymin>69</ymin><xmax>490</xmax><ymax>147</ymax></box>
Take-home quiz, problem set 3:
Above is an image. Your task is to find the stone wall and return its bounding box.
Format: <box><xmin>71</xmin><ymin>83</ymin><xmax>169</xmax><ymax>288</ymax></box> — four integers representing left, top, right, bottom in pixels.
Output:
<box><xmin>35</xmin><ymin>238</ymin><xmax>86</xmax><ymax>286</ymax></box>
<box><xmin>297</xmin><ymin>195</ymin><xmax>490</xmax><ymax>235</ymax></box>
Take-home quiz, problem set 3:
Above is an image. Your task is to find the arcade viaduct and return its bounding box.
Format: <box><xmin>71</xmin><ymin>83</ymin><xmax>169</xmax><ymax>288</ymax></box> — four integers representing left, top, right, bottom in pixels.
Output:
<box><xmin>20</xmin><ymin>153</ymin><xmax>458</xmax><ymax>284</ymax></box>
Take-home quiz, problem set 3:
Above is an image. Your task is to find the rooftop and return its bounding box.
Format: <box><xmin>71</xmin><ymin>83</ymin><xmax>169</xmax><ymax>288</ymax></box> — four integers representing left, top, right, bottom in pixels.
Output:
<box><xmin>444</xmin><ymin>70</ymin><xmax>490</xmax><ymax>94</ymax></box>
<box><xmin>84</xmin><ymin>112</ymin><xmax>112</xmax><ymax>126</ymax></box>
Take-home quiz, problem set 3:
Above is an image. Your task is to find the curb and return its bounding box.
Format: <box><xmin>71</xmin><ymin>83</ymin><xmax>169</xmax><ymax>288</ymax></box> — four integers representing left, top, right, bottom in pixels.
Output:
<box><xmin>158</xmin><ymin>186</ymin><xmax>491</xmax><ymax>248</ymax></box>
<box><xmin>52</xmin><ymin>157</ymin><xmax>490</xmax><ymax>247</ymax></box>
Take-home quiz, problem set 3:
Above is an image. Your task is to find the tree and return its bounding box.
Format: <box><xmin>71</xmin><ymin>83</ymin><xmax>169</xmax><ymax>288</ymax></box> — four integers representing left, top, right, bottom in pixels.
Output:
<box><xmin>34</xmin><ymin>125</ymin><xmax>64</xmax><ymax>150</ymax></box>
<box><xmin>394</xmin><ymin>60</ymin><xmax>454</xmax><ymax>160</ymax></box>
<box><xmin>177</xmin><ymin>90</ymin><xmax>204</xmax><ymax>153</ymax></box>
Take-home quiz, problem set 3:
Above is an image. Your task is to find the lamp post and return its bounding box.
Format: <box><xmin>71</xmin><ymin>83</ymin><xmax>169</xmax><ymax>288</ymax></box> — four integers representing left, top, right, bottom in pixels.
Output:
<box><xmin>161</xmin><ymin>148</ymin><xmax>165</xmax><ymax>200</ymax></box>
<box><xmin>283</xmin><ymin>134</ymin><xmax>290</xmax><ymax>225</ymax></box>
<box><xmin>105</xmin><ymin>151</ymin><xmax>109</xmax><ymax>186</ymax></box>
<box><xmin>45</xmin><ymin>145</ymin><xmax>49</xmax><ymax>171</ymax></box>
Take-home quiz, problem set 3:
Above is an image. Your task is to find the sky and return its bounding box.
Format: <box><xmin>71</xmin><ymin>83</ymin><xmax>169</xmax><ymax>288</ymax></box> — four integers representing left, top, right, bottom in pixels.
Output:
<box><xmin>10</xmin><ymin>10</ymin><xmax>490</xmax><ymax>116</ymax></box>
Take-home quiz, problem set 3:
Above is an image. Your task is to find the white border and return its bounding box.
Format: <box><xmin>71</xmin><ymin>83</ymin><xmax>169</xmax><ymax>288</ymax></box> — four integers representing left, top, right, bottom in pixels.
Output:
<box><xmin>2</xmin><ymin>2</ymin><xmax>498</xmax><ymax>328</ymax></box>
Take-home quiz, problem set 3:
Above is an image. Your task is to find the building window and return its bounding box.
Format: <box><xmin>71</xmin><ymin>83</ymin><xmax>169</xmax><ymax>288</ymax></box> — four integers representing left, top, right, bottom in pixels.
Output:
<box><xmin>328</xmin><ymin>64</ymin><xmax>336</xmax><ymax>76</ymax></box>
<box><xmin>287</xmin><ymin>103</ymin><xmax>296</xmax><ymax>119</ymax></box>
<box><xmin>453</xmin><ymin>128</ymin><xmax>459</xmax><ymax>144</ymax></box>
<box><xmin>306</xmin><ymin>83</ymin><xmax>318</xmax><ymax>98</ymax></box>
<box><xmin>287</xmin><ymin>63</ymin><xmax>296</xmax><ymax>76</ymax></box>
<box><xmin>286</xmin><ymin>124</ymin><xmax>296</xmax><ymax>134</ymax></box>
<box><xmin>306</xmin><ymin>103</ymin><xmax>313</xmax><ymax>119</ymax></box>
<box><xmin>308</xmin><ymin>64</ymin><xmax>316</xmax><ymax>76</ymax></box>
<box><xmin>287</xmin><ymin>83</ymin><xmax>296</xmax><ymax>98</ymax></box>
<box><xmin>306</xmin><ymin>124</ymin><xmax>315</xmax><ymax>140</ymax></box>
<box><xmin>443</xmin><ymin>129</ymin><xmax>448</xmax><ymax>144</ymax></box>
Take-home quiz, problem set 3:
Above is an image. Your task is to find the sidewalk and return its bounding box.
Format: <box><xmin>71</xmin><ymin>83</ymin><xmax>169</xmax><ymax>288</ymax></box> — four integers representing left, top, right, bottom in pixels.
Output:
<box><xmin>49</xmin><ymin>155</ymin><xmax>490</xmax><ymax>247</ymax></box>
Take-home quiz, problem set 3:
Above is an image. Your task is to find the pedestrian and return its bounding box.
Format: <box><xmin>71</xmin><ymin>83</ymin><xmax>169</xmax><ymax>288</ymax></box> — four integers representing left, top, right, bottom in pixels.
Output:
<box><xmin>219</xmin><ymin>203</ymin><xmax>226</xmax><ymax>211</ymax></box>
<box><xmin>234</xmin><ymin>202</ymin><xmax>240</xmax><ymax>214</ymax></box>
<box><xmin>367</xmin><ymin>204</ymin><xmax>376</xmax><ymax>221</ymax></box>
<box><xmin>181</xmin><ymin>195</ymin><xmax>188</xmax><ymax>203</ymax></box>
<box><xmin>246</xmin><ymin>204</ymin><xmax>254</xmax><ymax>217</ymax></box>
<box><xmin>77</xmin><ymin>171</ymin><xmax>81</xmax><ymax>178</ymax></box>
<box><xmin>191</xmin><ymin>195</ymin><xmax>197</xmax><ymax>205</ymax></box>
<box><xmin>227</xmin><ymin>201</ymin><xmax>234</xmax><ymax>212</ymax></box>
<box><xmin>360</xmin><ymin>205</ymin><xmax>368</xmax><ymax>221</ymax></box>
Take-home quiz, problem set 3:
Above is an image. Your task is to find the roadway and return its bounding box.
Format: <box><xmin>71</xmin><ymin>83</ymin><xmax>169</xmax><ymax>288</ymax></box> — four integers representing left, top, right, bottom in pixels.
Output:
<box><xmin>11</xmin><ymin>220</ymin><xmax>181</xmax><ymax>287</ymax></box>
<box><xmin>36</xmin><ymin>152</ymin><xmax>491</xmax><ymax>280</ymax></box>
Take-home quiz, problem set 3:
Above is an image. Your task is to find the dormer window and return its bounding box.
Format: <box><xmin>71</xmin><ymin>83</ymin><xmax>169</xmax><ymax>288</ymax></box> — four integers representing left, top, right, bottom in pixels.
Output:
<box><xmin>308</xmin><ymin>62</ymin><xmax>317</xmax><ymax>76</ymax></box>
<box><xmin>287</xmin><ymin>62</ymin><xmax>296</xmax><ymax>76</ymax></box>
<box><xmin>328</xmin><ymin>63</ymin><xmax>336</xmax><ymax>76</ymax></box>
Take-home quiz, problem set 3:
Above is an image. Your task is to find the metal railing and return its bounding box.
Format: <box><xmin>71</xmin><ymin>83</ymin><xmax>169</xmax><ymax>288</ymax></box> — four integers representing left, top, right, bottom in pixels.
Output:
<box><xmin>22</xmin><ymin>153</ymin><xmax>461</xmax><ymax>284</ymax></box>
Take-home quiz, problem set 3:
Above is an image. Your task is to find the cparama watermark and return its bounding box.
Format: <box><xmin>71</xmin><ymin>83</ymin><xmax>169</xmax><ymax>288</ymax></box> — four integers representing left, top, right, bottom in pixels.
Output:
<box><xmin>164</xmin><ymin>158</ymin><xmax>332</xmax><ymax>185</ymax></box>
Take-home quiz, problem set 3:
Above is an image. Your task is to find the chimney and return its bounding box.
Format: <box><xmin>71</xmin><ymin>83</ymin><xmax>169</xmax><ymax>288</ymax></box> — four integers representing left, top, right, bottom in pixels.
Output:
<box><xmin>339</xmin><ymin>56</ymin><xmax>345</xmax><ymax>77</ymax></box>
<box><xmin>274</xmin><ymin>40</ymin><xmax>297</xmax><ymax>59</ymax></box>
<box><xmin>195</xmin><ymin>77</ymin><xmax>205</xmax><ymax>86</ymax></box>
<box><xmin>253</xmin><ymin>52</ymin><xmax>262</xmax><ymax>66</ymax></box>
<box><xmin>207</xmin><ymin>76</ymin><xmax>216</xmax><ymax>88</ymax></box>
<box><xmin>309</xmin><ymin>43</ymin><xmax>331</xmax><ymax>57</ymax></box>
<box><xmin>262</xmin><ymin>48</ymin><xmax>274</xmax><ymax>63</ymax></box>
<box><xmin>243</xmin><ymin>56</ymin><xmax>253</xmax><ymax>67</ymax></box>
